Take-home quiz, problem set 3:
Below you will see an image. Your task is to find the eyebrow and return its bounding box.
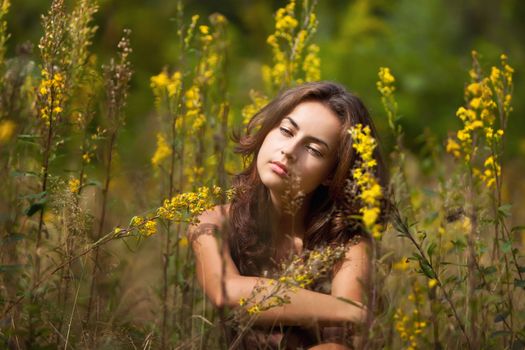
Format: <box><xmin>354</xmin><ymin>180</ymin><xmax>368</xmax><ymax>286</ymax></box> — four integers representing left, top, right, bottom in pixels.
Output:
<box><xmin>283</xmin><ymin>116</ymin><xmax>330</xmax><ymax>150</ymax></box>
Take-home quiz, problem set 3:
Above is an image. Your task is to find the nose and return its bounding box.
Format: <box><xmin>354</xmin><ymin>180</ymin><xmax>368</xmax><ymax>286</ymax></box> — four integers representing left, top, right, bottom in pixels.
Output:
<box><xmin>281</xmin><ymin>142</ymin><xmax>298</xmax><ymax>162</ymax></box>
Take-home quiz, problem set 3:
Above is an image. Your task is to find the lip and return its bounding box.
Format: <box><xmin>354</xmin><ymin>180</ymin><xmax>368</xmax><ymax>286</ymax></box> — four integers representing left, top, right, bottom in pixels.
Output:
<box><xmin>269</xmin><ymin>161</ymin><xmax>289</xmax><ymax>176</ymax></box>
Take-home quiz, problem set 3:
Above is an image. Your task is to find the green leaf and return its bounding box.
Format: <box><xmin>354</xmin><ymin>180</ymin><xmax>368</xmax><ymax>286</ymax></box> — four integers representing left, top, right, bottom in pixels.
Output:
<box><xmin>498</xmin><ymin>204</ymin><xmax>512</xmax><ymax>218</ymax></box>
<box><xmin>427</xmin><ymin>242</ymin><xmax>437</xmax><ymax>257</ymax></box>
<box><xmin>10</xmin><ymin>170</ymin><xmax>39</xmax><ymax>178</ymax></box>
<box><xmin>502</xmin><ymin>240</ymin><xmax>513</xmax><ymax>253</ymax></box>
<box><xmin>85</xmin><ymin>180</ymin><xmax>102</xmax><ymax>188</ymax></box>
<box><xmin>17</xmin><ymin>134</ymin><xmax>40</xmax><ymax>140</ymax></box>
<box><xmin>491</xmin><ymin>330</ymin><xmax>512</xmax><ymax>337</ymax></box>
<box><xmin>482</xmin><ymin>266</ymin><xmax>497</xmax><ymax>275</ymax></box>
<box><xmin>419</xmin><ymin>259</ymin><xmax>436</xmax><ymax>279</ymax></box>
<box><xmin>25</xmin><ymin>202</ymin><xmax>44</xmax><ymax>217</ymax></box>
<box><xmin>511</xmin><ymin>226</ymin><xmax>525</xmax><ymax>234</ymax></box>
<box><xmin>19</xmin><ymin>191</ymin><xmax>47</xmax><ymax>200</ymax></box>
<box><xmin>494</xmin><ymin>310</ymin><xmax>510</xmax><ymax>323</ymax></box>
<box><xmin>514</xmin><ymin>279</ymin><xmax>525</xmax><ymax>289</ymax></box>
<box><xmin>450</xmin><ymin>239</ymin><xmax>466</xmax><ymax>251</ymax></box>
<box><xmin>0</xmin><ymin>264</ymin><xmax>25</xmax><ymax>273</ymax></box>
<box><xmin>0</xmin><ymin>234</ymin><xmax>25</xmax><ymax>245</ymax></box>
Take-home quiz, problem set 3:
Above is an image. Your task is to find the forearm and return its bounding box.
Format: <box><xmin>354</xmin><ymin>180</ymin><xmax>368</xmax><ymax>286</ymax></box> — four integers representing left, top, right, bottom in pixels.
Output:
<box><xmin>221</xmin><ymin>275</ymin><xmax>367</xmax><ymax>327</ymax></box>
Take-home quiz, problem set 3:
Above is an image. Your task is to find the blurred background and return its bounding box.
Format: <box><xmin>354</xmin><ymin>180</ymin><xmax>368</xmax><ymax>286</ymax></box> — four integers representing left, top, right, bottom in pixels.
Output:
<box><xmin>7</xmin><ymin>0</ymin><xmax>525</xmax><ymax>163</ymax></box>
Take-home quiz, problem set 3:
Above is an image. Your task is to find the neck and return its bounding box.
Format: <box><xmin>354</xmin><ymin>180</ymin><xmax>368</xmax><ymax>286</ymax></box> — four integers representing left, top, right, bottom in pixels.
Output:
<box><xmin>268</xmin><ymin>190</ymin><xmax>311</xmax><ymax>241</ymax></box>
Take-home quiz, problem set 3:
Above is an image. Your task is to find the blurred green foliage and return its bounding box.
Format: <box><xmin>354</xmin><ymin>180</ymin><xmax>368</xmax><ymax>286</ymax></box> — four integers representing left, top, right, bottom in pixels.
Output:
<box><xmin>6</xmin><ymin>0</ymin><xmax>525</xmax><ymax>161</ymax></box>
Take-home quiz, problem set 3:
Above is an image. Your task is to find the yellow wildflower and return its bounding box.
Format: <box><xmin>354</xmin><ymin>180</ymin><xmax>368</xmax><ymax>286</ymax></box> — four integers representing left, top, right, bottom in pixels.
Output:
<box><xmin>199</xmin><ymin>25</ymin><xmax>209</xmax><ymax>35</ymax></box>
<box><xmin>348</xmin><ymin>124</ymin><xmax>383</xmax><ymax>238</ymax></box>
<box><xmin>38</xmin><ymin>69</ymin><xmax>65</xmax><ymax>126</ymax></box>
<box><xmin>0</xmin><ymin>119</ymin><xmax>15</xmax><ymax>144</ymax></box>
<box><xmin>428</xmin><ymin>279</ymin><xmax>438</xmax><ymax>289</ymax></box>
<box><xmin>156</xmin><ymin>186</ymin><xmax>222</xmax><ymax>224</ymax></box>
<box><xmin>179</xmin><ymin>236</ymin><xmax>188</xmax><ymax>247</ymax></box>
<box><xmin>302</xmin><ymin>44</ymin><xmax>321</xmax><ymax>82</ymax></box>
<box><xmin>68</xmin><ymin>178</ymin><xmax>80</xmax><ymax>194</ymax></box>
<box><xmin>393</xmin><ymin>257</ymin><xmax>410</xmax><ymax>271</ymax></box>
<box><xmin>446</xmin><ymin>138</ymin><xmax>461</xmax><ymax>158</ymax></box>
<box><xmin>82</xmin><ymin>152</ymin><xmax>91</xmax><ymax>164</ymax></box>
<box><xmin>151</xmin><ymin>133</ymin><xmax>171</xmax><ymax>167</ymax></box>
<box><xmin>242</xmin><ymin>90</ymin><xmax>269</xmax><ymax>125</ymax></box>
<box><xmin>142</xmin><ymin>220</ymin><xmax>157</xmax><ymax>237</ymax></box>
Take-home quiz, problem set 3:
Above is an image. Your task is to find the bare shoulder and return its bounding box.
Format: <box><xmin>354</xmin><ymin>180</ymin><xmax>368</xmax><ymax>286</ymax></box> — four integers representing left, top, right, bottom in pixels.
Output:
<box><xmin>344</xmin><ymin>235</ymin><xmax>372</xmax><ymax>259</ymax></box>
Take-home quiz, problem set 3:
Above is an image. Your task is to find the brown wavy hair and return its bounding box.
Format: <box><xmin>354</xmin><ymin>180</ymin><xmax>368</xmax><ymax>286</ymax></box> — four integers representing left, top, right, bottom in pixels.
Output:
<box><xmin>229</xmin><ymin>81</ymin><xmax>389</xmax><ymax>276</ymax></box>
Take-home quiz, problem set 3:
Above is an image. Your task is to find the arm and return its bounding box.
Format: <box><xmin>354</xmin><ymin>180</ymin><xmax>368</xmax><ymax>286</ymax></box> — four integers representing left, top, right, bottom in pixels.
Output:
<box><xmin>189</xmin><ymin>207</ymin><xmax>367</xmax><ymax>327</ymax></box>
<box><xmin>322</xmin><ymin>237</ymin><xmax>372</xmax><ymax>344</ymax></box>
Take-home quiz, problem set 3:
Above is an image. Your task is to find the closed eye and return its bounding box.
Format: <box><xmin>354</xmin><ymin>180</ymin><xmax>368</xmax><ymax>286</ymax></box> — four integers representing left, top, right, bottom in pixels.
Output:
<box><xmin>306</xmin><ymin>145</ymin><xmax>323</xmax><ymax>157</ymax></box>
<box><xmin>279</xmin><ymin>127</ymin><xmax>293</xmax><ymax>137</ymax></box>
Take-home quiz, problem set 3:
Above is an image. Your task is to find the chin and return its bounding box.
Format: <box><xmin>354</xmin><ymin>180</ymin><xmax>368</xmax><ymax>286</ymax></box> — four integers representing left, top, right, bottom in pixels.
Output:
<box><xmin>259</xmin><ymin>171</ymin><xmax>286</xmax><ymax>192</ymax></box>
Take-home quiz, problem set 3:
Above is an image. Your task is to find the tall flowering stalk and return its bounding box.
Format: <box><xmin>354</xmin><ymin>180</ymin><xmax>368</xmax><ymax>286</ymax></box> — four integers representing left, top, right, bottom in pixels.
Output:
<box><xmin>377</xmin><ymin>67</ymin><xmax>399</xmax><ymax>135</ymax></box>
<box><xmin>33</xmin><ymin>0</ymin><xmax>68</xmax><ymax>290</ymax></box>
<box><xmin>55</xmin><ymin>1</ymin><xmax>99</xmax><ymax>345</ymax></box>
<box><xmin>347</xmin><ymin>123</ymin><xmax>384</xmax><ymax>348</ymax></box>
<box><xmin>149</xmin><ymin>6</ymin><xmax>230</xmax><ymax>345</ymax></box>
<box><xmin>150</xmin><ymin>60</ymin><xmax>184</xmax><ymax>350</ymax></box>
<box><xmin>445</xmin><ymin>51</ymin><xmax>519</xmax><ymax>347</ymax></box>
<box><xmin>242</xmin><ymin>0</ymin><xmax>320</xmax><ymax>127</ymax></box>
<box><xmin>348</xmin><ymin>124</ymin><xmax>383</xmax><ymax>240</ymax></box>
<box><xmin>262</xmin><ymin>0</ymin><xmax>320</xmax><ymax>91</ymax></box>
<box><xmin>25</xmin><ymin>2</ymin><xmax>69</xmax><ymax>343</ymax></box>
<box><xmin>86</xmin><ymin>29</ymin><xmax>133</xmax><ymax>331</ymax></box>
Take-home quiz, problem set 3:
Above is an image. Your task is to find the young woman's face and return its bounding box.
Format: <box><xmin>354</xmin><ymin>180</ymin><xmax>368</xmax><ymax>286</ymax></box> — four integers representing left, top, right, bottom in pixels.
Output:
<box><xmin>256</xmin><ymin>100</ymin><xmax>342</xmax><ymax>196</ymax></box>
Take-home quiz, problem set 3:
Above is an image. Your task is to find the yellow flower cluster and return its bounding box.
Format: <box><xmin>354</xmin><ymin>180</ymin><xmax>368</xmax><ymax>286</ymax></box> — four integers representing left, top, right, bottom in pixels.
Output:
<box><xmin>377</xmin><ymin>67</ymin><xmax>398</xmax><ymax>132</ymax></box>
<box><xmin>302</xmin><ymin>44</ymin><xmax>320</xmax><ymax>82</ymax></box>
<box><xmin>446</xmin><ymin>51</ymin><xmax>513</xmax><ymax>189</ymax></box>
<box><xmin>279</xmin><ymin>244</ymin><xmax>346</xmax><ymax>289</ymax></box>
<box><xmin>38</xmin><ymin>69</ymin><xmax>65</xmax><ymax>126</ymax></box>
<box><xmin>377</xmin><ymin>67</ymin><xmax>395</xmax><ymax>96</ymax></box>
<box><xmin>130</xmin><ymin>215</ymin><xmax>157</xmax><ymax>237</ymax></box>
<box><xmin>151</xmin><ymin>132</ymin><xmax>171</xmax><ymax>167</ymax></box>
<box><xmin>156</xmin><ymin>186</ymin><xmax>222</xmax><ymax>224</ymax></box>
<box><xmin>349</xmin><ymin>124</ymin><xmax>383</xmax><ymax>239</ymax></box>
<box><xmin>68</xmin><ymin>177</ymin><xmax>80</xmax><ymax>194</ymax></box>
<box><xmin>490</xmin><ymin>54</ymin><xmax>513</xmax><ymax>117</ymax></box>
<box><xmin>184</xmin><ymin>15</ymin><xmax>199</xmax><ymax>49</ymax></box>
<box><xmin>478</xmin><ymin>155</ymin><xmax>501</xmax><ymax>189</ymax></box>
<box><xmin>0</xmin><ymin>119</ymin><xmax>15</xmax><ymax>144</ymax></box>
<box><xmin>150</xmin><ymin>70</ymin><xmax>182</xmax><ymax>109</ymax></box>
<box><xmin>394</xmin><ymin>282</ymin><xmax>427</xmax><ymax>349</ymax></box>
<box><xmin>0</xmin><ymin>0</ymin><xmax>10</xmax><ymax>64</ymax></box>
<box><xmin>199</xmin><ymin>25</ymin><xmax>212</xmax><ymax>45</ymax></box>
<box><xmin>241</xmin><ymin>90</ymin><xmax>269</xmax><ymax>126</ymax></box>
<box><xmin>393</xmin><ymin>257</ymin><xmax>411</xmax><ymax>271</ymax></box>
<box><xmin>184</xmin><ymin>85</ymin><xmax>206</xmax><ymax>133</ymax></box>
<box><xmin>262</xmin><ymin>0</ymin><xmax>319</xmax><ymax>89</ymax></box>
<box><xmin>394</xmin><ymin>308</ymin><xmax>427</xmax><ymax>350</ymax></box>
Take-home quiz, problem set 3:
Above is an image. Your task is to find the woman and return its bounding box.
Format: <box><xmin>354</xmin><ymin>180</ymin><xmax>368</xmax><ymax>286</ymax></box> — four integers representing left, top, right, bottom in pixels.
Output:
<box><xmin>190</xmin><ymin>81</ymin><xmax>388</xmax><ymax>349</ymax></box>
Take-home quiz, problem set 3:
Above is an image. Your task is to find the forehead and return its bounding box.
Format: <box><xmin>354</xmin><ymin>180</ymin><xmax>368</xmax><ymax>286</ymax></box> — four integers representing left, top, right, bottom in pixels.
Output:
<box><xmin>283</xmin><ymin>101</ymin><xmax>342</xmax><ymax>144</ymax></box>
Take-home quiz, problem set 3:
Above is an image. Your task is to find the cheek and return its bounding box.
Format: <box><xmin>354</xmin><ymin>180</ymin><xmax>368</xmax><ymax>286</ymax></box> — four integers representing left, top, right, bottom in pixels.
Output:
<box><xmin>297</xmin><ymin>159</ymin><xmax>333</xmax><ymax>193</ymax></box>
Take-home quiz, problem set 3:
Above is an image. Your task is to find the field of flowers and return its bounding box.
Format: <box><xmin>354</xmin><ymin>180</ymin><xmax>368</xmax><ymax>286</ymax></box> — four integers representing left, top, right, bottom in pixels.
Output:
<box><xmin>0</xmin><ymin>0</ymin><xmax>524</xmax><ymax>349</ymax></box>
